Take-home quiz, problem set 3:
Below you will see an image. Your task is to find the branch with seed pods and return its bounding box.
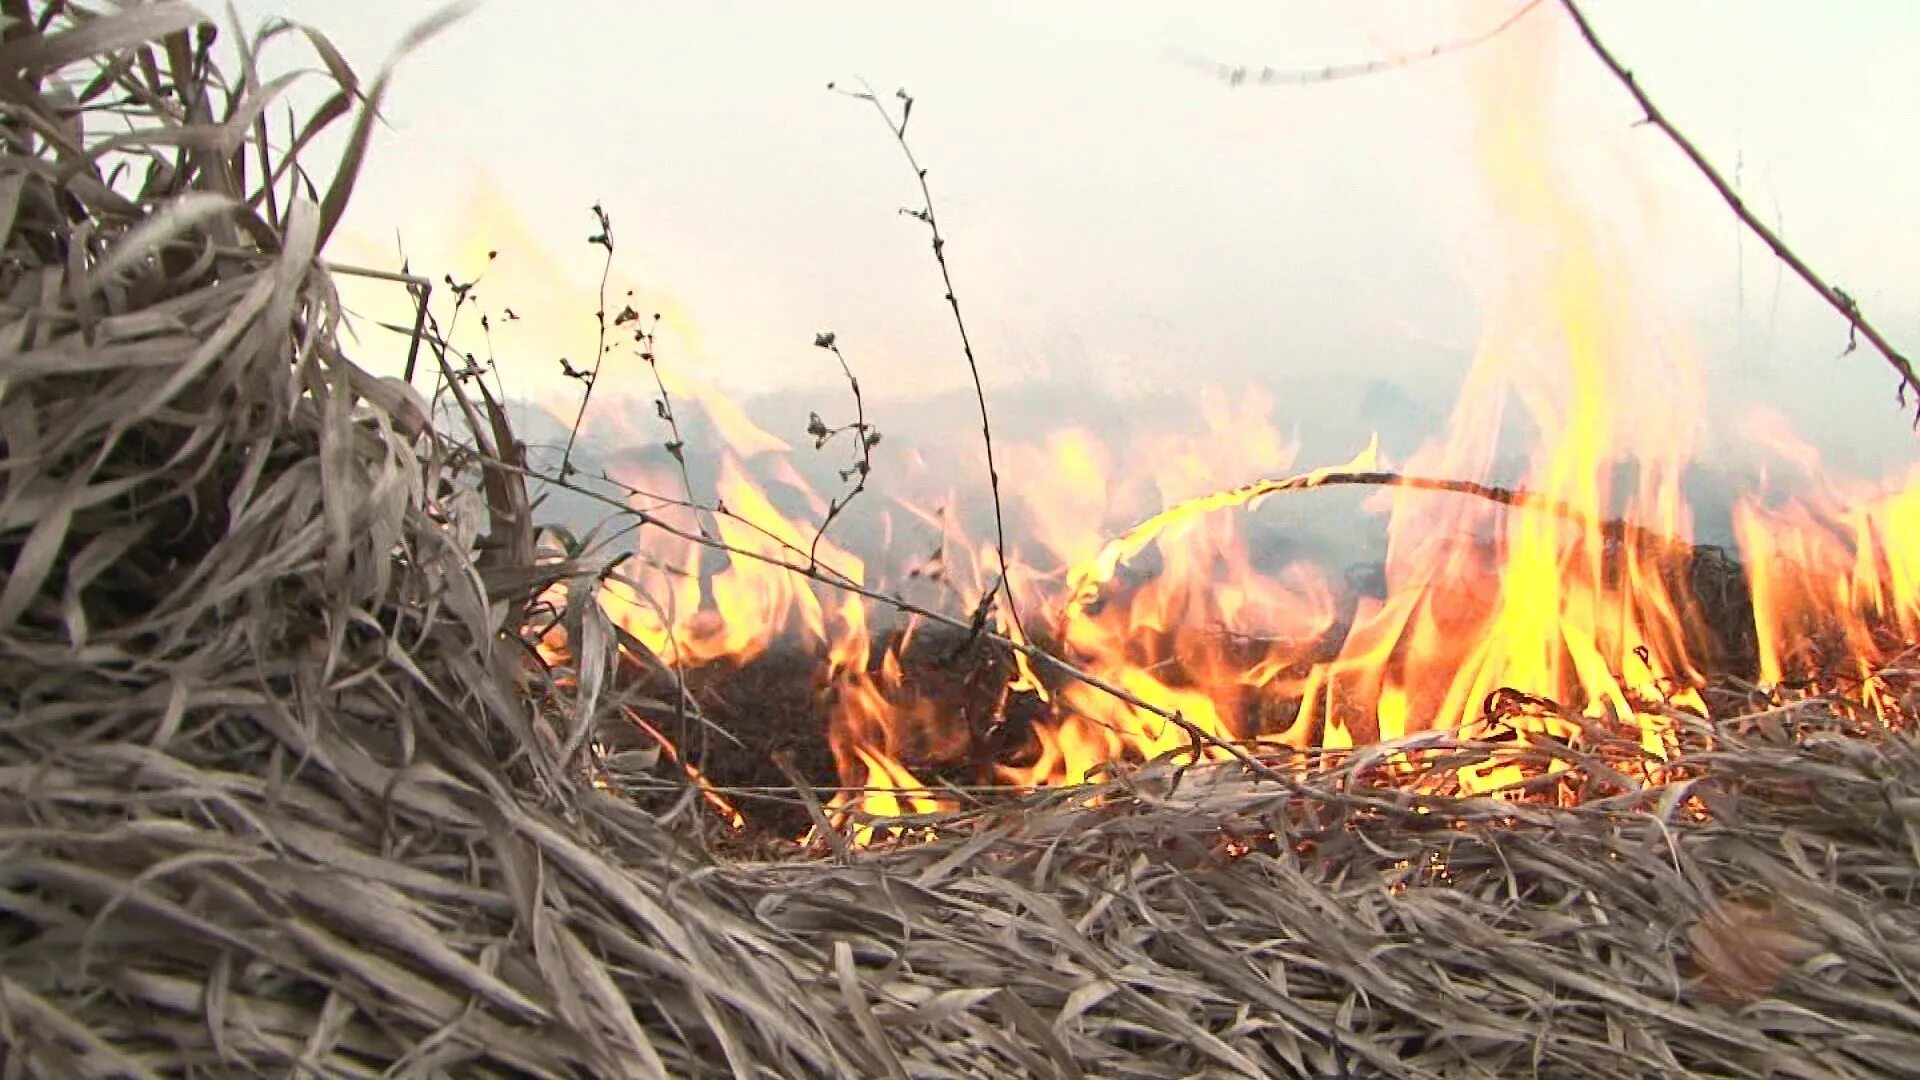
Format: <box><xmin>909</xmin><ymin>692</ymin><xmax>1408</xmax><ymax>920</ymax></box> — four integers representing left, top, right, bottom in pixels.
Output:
<box><xmin>831</xmin><ymin>78</ymin><xmax>1030</xmax><ymax>648</ymax></box>
<box><xmin>628</xmin><ymin>305</ymin><xmax>706</xmax><ymax>527</ymax></box>
<box><xmin>805</xmin><ymin>330</ymin><xmax>881</xmax><ymax>569</ymax></box>
<box><xmin>560</xmin><ymin>203</ymin><xmax>616</xmax><ymax>478</ymax></box>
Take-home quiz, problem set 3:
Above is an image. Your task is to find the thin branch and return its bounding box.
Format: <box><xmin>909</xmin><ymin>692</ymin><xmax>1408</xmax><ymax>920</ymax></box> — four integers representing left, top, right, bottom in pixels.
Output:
<box><xmin>1061</xmin><ymin>467</ymin><xmax>1693</xmax><ymax>624</ymax></box>
<box><xmin>806</xmin><ymin>330</ymin><xmax>879</xmax><ymax>568</ymax></box>
<box><xmin>627</xmin><ymin>308</ymin><xmax>708</xmax><ymax>532</ymax></box>
<box><xmin>1179</xmin><ymin>0</ymin><xmax>1545</xmax><ymax>87</ymax></box>
<box><xmin>560</xmin><ymin>202</ymin><xmax>616</xmax><ymax>477</ymax></box>
<box><xmin>833</xmin><ymin>79</ymin><xmax>1029</xmax><ymax>645</ymax></box>
<box><xmin>415</xmin><ymin>255</ymin><xmax>498</xmax><ymax>424</ymax></box>
<box><xmin>1557</xmin><ymin>0</ymin><xmax>1920</xmax><ymax>418</ymax></box>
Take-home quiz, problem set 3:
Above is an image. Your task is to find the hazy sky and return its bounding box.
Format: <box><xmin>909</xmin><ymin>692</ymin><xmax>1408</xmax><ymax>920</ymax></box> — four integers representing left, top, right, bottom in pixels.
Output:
<box><xmin>219</xmin><ymin>1</ymin><xmax>1919</xmax><ymax>476</ymax></box>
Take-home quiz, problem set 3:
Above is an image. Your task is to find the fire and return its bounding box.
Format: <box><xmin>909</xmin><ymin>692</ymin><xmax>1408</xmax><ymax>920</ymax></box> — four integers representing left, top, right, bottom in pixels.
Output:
<box><xmin>529</xmin><ymin>579</ymin><xmax>745</xmax><ymax>828</ymax></box>
<box><xmin>1277</xmin><ymin>20</ymin><xmax>1716</xmax><ymax>792</ymax></box>
<box><xmin>1734</xmin><ymin>454</ymin><xmax>1920</xmax><ymax>706</ymax></box>
<box><xmin>538</xmin><ymin>10</ymin><xmax>1915</xmax><ymax>841</ymax></box>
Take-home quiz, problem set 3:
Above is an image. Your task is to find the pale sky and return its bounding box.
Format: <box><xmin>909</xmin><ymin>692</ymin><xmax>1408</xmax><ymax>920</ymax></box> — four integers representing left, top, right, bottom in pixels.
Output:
<box><xmin>218</xmin><ymin>1</ymin><xmax>1920</xmax><ymax>483</ymax></box>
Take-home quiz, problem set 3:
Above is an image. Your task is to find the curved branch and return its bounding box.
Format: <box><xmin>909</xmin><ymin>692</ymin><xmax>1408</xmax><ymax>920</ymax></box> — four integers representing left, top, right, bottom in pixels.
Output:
<box><xmin>1060</xmin><ymin>466</ymin><xmax>1691</xmax><ymax>626</ymax></box>
<box><xmin>1179</xmin><ymin>0</ymin><xmax>1545</xmax><ymax>88</ymax></box>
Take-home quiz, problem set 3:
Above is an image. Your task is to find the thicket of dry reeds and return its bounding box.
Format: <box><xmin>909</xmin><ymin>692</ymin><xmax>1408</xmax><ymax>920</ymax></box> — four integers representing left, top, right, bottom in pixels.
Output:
<box><xmin>2</xmin><ymin>3</ymin><xmax>1917</xmax><ymax>1077</ymax></box>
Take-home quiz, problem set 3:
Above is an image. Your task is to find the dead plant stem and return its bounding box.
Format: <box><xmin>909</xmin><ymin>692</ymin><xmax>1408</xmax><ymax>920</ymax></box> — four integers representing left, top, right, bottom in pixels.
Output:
<box><xmin>560</xmin><ymin>203</ymin><xmax>615</xmax><ymax>477</ymax></box>
<box><xmin>806</xmin><ymin>335</ymin><xmax>876</xmax><ymax>569</ymax></box>
<box><xmin>1185</xmin><ymin>0</ymin><xmax>1545</xmax><ymax>87</ymax></box>
<box><xmin>1559</xmin><ymin>0</ymin><xmax>1920</xmax><ymax>415</ymax></box>
<box><xmin>837</xmin><ymin>80</ymin><xmax>1029</xmax><ymax>645</ymax></box>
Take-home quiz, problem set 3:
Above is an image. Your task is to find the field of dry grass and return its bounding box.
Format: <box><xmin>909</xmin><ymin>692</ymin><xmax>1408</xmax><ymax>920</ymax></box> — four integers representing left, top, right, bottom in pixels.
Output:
<box><xmin>2</xmin><ymin>4</ymin><xmax>1918</xmax><ymax>1077</ymax></box>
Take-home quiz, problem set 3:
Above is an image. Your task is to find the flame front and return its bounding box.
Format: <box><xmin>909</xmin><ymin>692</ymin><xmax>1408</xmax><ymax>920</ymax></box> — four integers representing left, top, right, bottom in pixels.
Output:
<box><xmin>549</xmin><ymin>11</ymin><xmax>1915</xmax><ymax>840</ymax></box>
<box><xmin>1735</xmin><ymin>454</ymin><xmax>1920</xmax><ymax>715</ymax></box>
<box><xmin>1278</xmin><ymin>19</ymin><xmax>1712</xmax><ymax>790</ymax></box>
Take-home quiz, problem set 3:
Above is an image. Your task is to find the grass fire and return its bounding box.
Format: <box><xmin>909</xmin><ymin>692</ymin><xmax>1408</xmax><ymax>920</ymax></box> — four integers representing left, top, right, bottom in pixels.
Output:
<box><xmin>547</xmin><ymin>19</ymin><xmax>1917</xmax><ymax>849</ymax></box>
<box><xmin>4</xmin><ymin>2</ymin><xmax>1918</xmax><ymax>1078</ymax></box>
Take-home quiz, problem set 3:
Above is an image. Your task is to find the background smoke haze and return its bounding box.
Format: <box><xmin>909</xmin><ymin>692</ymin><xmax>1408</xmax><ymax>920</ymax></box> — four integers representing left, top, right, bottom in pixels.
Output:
<box><xmin>217</xmin><ymin>0</ymin><xmax>1920</xmax><ymax>584</ymax></box>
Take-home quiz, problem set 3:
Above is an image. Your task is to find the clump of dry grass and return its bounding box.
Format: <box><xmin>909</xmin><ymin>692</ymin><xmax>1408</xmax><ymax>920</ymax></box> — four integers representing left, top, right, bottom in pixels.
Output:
<box><xmin>2</xmin><ymin>4</ymin><xmax>1918</xmax><ymax>1078</ymax></box>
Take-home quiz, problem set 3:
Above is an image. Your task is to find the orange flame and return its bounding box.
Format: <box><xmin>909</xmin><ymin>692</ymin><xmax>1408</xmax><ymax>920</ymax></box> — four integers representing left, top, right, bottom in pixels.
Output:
<box><xmin>1735</xmin><ymin>457</ymin><xmax>1920</xmax><ymax>716</ymax></box>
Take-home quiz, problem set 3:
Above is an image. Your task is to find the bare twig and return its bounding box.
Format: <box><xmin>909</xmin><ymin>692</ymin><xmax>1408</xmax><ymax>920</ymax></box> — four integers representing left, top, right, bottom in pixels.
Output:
<box><xmin>1059</xmin><ymin>467</ymin><xmax>1693</xmax><ymax>623</ymax></box>
<box><xmin>560</xmin><ymin>202</ymin><xmax>616</xmax><ymax>477</ymax></box>
<box><xmin>805</xmin><ymin>330</ymin><xmax>880</xmax><ymax>568</ymax></box>
<box><xmin>626</xmin><ymin>307</ymin><xmax>708</xmax><ymax>531</ymax></box>
<box><xmin>1557</xmin><ymin>0</ymin><xmax>1920</xmax><ymax>417</ymax></box>
<box><xmin>410</xmin><ymin>255</ymin><xmax>505</xmax><ymax>441</ymax></box>
<box><xmin>833</xmin><ymin>79</ymin><xmax>1029</xmax><ymax>644</ymax></box>
<box><xmin>1181</xmin><ymin>0</ymin><xmax>1545</xmax><ymax>87</ymax></box>
<box><xmin>431</xmin><ymin>253</ymin><xmax>495</xmax><ymax>382</ymax></box>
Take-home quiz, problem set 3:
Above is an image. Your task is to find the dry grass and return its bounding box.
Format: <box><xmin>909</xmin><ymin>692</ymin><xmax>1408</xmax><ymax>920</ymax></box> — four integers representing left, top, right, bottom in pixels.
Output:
<box><xmin>2</xmin><ymin>4</ymin><xmax>1918</xmax><ymax>1077</ymax></box>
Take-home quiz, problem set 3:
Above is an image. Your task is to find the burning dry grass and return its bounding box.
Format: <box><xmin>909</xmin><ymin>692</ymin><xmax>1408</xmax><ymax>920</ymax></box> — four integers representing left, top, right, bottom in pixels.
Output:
<box><xmin>3</xmin><ymin>4</ymin><xmax>1919</xmax><ymax>1078</ymax></box>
